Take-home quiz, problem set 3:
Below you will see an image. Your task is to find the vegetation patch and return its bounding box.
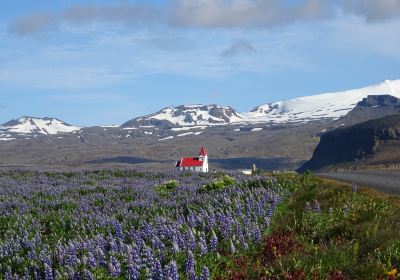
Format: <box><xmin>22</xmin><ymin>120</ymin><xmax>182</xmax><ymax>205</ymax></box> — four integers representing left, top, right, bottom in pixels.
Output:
<box><xmin>200</xmin><ymin>175</ymin><xmax>236</xmax><ymax>192</ymax></box>
<box><xmin>0</xmin><ymin>170</ymin><xmax>399</xmax><ymax>279</ymax></box>
<box><xmin>155</xmin><ymin>180</ymin><xmax>179</xmax><ymax>196</ymax></box>
<box><xmin>219</xmin><ymin>173</ymin><xmax>400</xmax><ymax>279</ymax></box>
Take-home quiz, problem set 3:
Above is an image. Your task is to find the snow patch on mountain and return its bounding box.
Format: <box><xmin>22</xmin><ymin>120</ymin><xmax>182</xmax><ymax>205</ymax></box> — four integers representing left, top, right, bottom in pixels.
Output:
<box><xmin>242</xmin><ymin>80</ymin><xmax>400</xmax><ymax>124</ymax></box>
<box><xmin>0</xmin><ymin>117</ymin><xmax>81</xmax><ymax>135</ymax></box>
<box><xmin>122</xmin><ymin>104</ymin><xmax>244</xmax><ymax>128</ymax></box>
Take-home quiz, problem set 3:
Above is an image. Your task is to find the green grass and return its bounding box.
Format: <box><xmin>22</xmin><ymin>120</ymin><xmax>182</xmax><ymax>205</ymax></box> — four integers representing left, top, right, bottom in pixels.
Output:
<box><xmin>218</xmin><ymin>173</ymin><xmax>400</xmax><ymax>279</ymax></box>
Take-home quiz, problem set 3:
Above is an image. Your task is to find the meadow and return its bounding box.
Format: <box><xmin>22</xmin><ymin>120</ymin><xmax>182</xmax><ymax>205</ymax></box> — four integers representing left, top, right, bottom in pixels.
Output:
<box><xmin>0</xmin><ymin>170</ymin><xmax>399</xmax><ymax>279</ymax></box>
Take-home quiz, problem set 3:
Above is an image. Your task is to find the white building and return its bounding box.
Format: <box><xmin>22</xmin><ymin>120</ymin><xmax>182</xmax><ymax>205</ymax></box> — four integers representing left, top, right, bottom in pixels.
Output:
<box><xmin>175</xmin><ymin>146</ymin><xmax>209</xmax><ymax>173</ymax></box>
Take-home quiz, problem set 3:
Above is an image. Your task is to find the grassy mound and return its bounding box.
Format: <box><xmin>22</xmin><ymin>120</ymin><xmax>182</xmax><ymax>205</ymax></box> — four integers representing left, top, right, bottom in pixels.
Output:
<box><xmin>217</xmin><ymin>173</ymin><xmax>400</xmax><ymax>279</ymax></box>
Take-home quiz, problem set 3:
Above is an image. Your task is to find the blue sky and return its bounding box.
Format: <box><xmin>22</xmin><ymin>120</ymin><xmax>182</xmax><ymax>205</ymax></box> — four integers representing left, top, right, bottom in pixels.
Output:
<box><xmin>1</xmin><ymin>0</ymin><xmax>400</xmax><ymax>126</ymax></box>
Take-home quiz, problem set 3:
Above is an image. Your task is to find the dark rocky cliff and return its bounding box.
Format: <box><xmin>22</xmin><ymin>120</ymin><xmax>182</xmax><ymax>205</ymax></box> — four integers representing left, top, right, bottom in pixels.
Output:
<box><xmin>299</xmin><ymin>114</ymin><xmax>400</xmax><ymax>172</ymax></box>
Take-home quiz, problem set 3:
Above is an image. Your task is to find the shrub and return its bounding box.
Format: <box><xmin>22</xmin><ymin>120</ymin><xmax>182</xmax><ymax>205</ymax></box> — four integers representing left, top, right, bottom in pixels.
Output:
<box><xmin>200</xmin><ymin>175</ymin><xmax>236</xmax><ymax>192</ymax></box>
<box><xmin>156</xmin><ymin>180</ymin><xmax>179</xmax><ymax>195</ymax></box>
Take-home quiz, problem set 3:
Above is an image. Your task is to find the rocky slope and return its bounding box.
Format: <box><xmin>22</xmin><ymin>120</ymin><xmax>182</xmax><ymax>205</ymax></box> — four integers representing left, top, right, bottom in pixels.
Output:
<box><xmin>335</xmin><ymin>95</ymin><xmax>400</xmax><ymax>126</ymax></box>
<box><xmin>299</xmin><ymin>114</ymin><xmax>400</xmax><ymax>172</ymax></box>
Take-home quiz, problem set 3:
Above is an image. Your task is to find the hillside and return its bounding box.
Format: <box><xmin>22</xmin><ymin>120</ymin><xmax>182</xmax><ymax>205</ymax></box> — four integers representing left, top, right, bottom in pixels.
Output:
<box><xmin>299</xmin><ymin>114</ymin><xmax>400</xmax><ymax>171</ymax></box>
<box><xmin>335</xmin><ymin>94</ymin><xmax>400</xmax><ymax>126</ymax></box>
<box><xmin>2</xmin><ymin>80</ymin><xmax>400</xmax><ymax>170</ymax></box>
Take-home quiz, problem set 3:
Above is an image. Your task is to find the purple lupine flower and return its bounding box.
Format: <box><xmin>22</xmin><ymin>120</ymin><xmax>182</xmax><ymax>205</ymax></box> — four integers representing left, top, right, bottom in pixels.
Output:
<box><xmin>108</xmin><ymin>238</ymin><xmax>119</xmax><ymax>253</ymax></box>
<box><xmin>188</xmin><ymin>270</ymin><xmax>197</xmax><ymax>280</ymax></box>
<box><xmin>142</xmin><ymin>247</ymin><xmax>155</xmax><ymax>268</ymax></box>
<box><xmin>150</xmin><ymin>257</ymin><xmax>163</xmax><ymax>280</ymax></box>
<box><xmin>5</xmin><ymin>266</ymin><xmax>12</xmax><ymax>280</ymax></box>
<box><xmin>198</xmin><ymin>232</ymin><xmax>208</xmax><ymax>255</ymax></box>
<box><xmin>252</xmin><ymin>224</ymin><xmax>261</xmax><ymax>243</ymax></box>
<box><xmin>352</xmin><ymin>184</ymin><xmax>358</xmax><ymax>193</ymax></box>
<box><xmin>127</xmin><ymin>263</ymin><xmax>140</xmax><ymax>280</ymax></box>
<box><xmin>128</xmin><ymin>245</ymin><xmax>141</xmax><ymax>267</ymax></box>
<box><xmin>314</xmin><ymin>200</ymin><xmax>321</xmax><ymax>212</ymax></box>
<box><xmin>114</xmin><ymin>221</ymin><xmax>125</xmax><ymax>239</ymax></box>
<box><xmin>164</xmin><ymin>261</ymin><xmax>179</xmax><ymax>280</ymax></box>
<box><xmin>185</xmin><ymin>250</ymin><xmax>195</xmax><ymax>274</ymax></box>
<box><xmin>23</xmin><ymin>267</ymin><xmax>30</xmax><ymax>280</ymax></box>
<box><xmin>95</xmin><ymin>248</ymin><xmax>106</xmax><ymax>267</ymax></box>
<box><xmin>108</xmin><ymin>256</ymin><xmax>121</xmax><ymax>277</ymax></box>
<box><xmin>66</xmin><ymin>252</ymin><xmax>78</xmax><ymax>267</ymax></box>
<box><xmin>44</xmin><ymin>263</ymin><xmax>54</xmax><ymax>280</ymax></box>
<box><xmin>199</xmin><ymin>266</ymin><xmax>210</xmax><ymax>280</ymax></box>
<box><xmin>171</xmin><ymin>236</ymin><xmax>180</xmax><ymax>254</ymax></box>
<box><xmin>87</xmin><ymin>252</ymin><xmax>97</xmax><ymax>268</ymax></box>
<box><xmin>84</xmin><ymin>270</ymin><xmax>94</xmax><ymax>280</ymax></box>
<box><xmin>187</xmin><ymin>230</ymin><xmax>197</xmax><ymax>251</ymax></box>
<box><xmin>209</xmin><ymin>230</ymin><xmax>218</xmax><ymax>252</ymax></box>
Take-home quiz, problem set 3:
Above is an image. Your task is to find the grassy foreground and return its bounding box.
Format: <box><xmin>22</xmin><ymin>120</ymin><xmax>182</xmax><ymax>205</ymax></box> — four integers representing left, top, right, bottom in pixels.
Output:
<box><xmin>0</xmin><ymin>170</ymin><xmax>399</xmax><ymax>279</ymax></box>
<box><xmin>217</xmin><ymin>172</ymin><xmax>400</xmax><ymax>280</ymax></box>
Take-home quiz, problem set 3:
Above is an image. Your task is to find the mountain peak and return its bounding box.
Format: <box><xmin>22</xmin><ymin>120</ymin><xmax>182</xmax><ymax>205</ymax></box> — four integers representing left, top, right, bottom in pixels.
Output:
<box><xmin>241</xmin><ymin>79</ymin><xmax>400</xmax><ymax>124</ymax></box>
<box><xmin>122</xmin><ymin>104</ymin><xmax>244</xmax><ymax>128</ymax></box>
<box><xmin>1</xmin><ymin>116</ymin><xmax>81</xmax><ymax>135</ymax></box>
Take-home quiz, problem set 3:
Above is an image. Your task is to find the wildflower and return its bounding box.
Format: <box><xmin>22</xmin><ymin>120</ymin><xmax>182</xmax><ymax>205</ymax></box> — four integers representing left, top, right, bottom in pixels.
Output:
<box><xmin>313</xmin><ymin>200</ymin><xmax>321</xmax><ymax>212</ymax></box>
<box><xmin>44</xmin><ymin>263</ymin><xmax>54</xmax><ymax>280</ymax></box>
<box><xmin>185</xmin><ymin>250</ymin><xmax>195</xmax><ymax>273</ymax></box>
<box><xmin>252</xmin><ymin>224</ymin><xmax>261</xmax><ymax>242</ymax></box>
<box><xmin>87</xmin><ymin>252</ymin><xmax>96</xmax><ymax>268</ymax></box>
<box><xmin>199</xmin><ymin>266</ymin><xmax>210</xmax><ymax>280</ymax></box>
<box><xmin>165</xmin><ymin>261</ymin><xmax>179</xmax><ymax>280</ymax></box>
<box><xmin>209</xmin><ymin>230</ymin><xmax>218</xmax><ymax>252</ymax></box>
<box><xmin>127</xmin><ymin>264</ymin><xmax>140</xmax><ymax>280</ymax></box>
<box><xmin>352</xmin><ymin>183</ymin><xmax>358</xmax><ymax>193</ymax></box>
<box><xmin>150</xmin><ymin>257</ymin><xmax>163</xmax><ymax>280</ymax></box>
<box><xmin>387</xmin><ymin>268</ymin><xmax>398</xmax><ymax>277</ymax></box>
<box><xmin>108</xmin><ymin>256</ymin><xmax>121</xmax><ymax>277</ymax></box>
<box><xmin>84</xmin><ymin>270</ymin><xmax>94</xmax><ymax>280</ymax></box>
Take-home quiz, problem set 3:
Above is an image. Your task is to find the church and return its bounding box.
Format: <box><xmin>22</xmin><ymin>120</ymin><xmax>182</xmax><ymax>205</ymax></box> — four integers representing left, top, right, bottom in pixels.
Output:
<box><xmin>175</xmin><ymin>146</ymin><xmax>209</xmax><ymax>173</ymax></box>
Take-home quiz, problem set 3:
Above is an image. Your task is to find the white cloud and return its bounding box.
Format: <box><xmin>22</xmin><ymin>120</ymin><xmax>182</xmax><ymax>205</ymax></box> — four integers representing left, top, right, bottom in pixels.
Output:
<box><xmin>327</xmin><ymin>15</ymin><xmax>400</xmax><ymax>60</ymax></box>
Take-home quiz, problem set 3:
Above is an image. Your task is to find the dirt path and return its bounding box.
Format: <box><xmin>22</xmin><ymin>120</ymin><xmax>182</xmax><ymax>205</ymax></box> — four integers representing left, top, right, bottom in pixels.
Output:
<box><xmin>316</xmin><ymin>170</ymin><xmax>400</xmax><ymax>195</ymax></box>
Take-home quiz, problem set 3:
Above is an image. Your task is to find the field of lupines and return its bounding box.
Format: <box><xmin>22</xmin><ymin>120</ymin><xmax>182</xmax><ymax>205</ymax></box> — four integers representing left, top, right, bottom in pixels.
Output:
<box><xmin>0</xmin><ymin>170</ymin><xmax>289</xmax><ymax>279</ymax></box>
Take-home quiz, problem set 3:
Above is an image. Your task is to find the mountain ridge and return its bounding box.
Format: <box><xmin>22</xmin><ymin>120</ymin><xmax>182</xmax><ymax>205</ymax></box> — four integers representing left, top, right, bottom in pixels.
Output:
<box><xmin>2</xmin><ymin>79</ymin><xmax>400</xmax><ymax>141</ymax></box>
<box><xmin>0</xmin><ymin>116</ymin><xmax>81</xmax><ymax>137</ymax></box>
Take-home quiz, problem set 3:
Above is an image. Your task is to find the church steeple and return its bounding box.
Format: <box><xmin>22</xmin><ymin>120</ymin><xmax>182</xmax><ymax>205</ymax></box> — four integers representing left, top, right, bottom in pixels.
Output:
<box><xmin>199</xmin><ymin>146</ymin><xmax>207</xmax><ymax>157</ymax></box>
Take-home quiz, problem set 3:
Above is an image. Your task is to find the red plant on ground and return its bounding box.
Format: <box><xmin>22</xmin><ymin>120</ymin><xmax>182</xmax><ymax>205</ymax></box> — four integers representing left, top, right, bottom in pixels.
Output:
<box><xmin>263</xmin><ymin>231</ymin><xmax>303</xmax><ymax>263</ymax></box>
<box><xmin>283</xmin><ymin>270</ymin><xmax>307</xmax><ymax>280</ymax></box>
<box><xmin>327</xmin><ymin>271</ymin><xmax>348</xmax><ymax>280</ymax></box>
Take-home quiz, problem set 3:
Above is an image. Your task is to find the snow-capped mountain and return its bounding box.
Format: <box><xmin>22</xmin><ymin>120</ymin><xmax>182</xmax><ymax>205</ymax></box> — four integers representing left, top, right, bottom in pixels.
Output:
<box><xmin>122</xmin><ymin>104</ymin><xmax>244</xmax><ymax>128</ymax></box>
<box><xmin>0</xmin><ymin>117</ymin><xmax>81</xmax><ymax>136</ymax></box>
<box><xmin>121</xmin><ymin>80</ymin><xmax>400</xmax><ymax>128</ymax></box>
<box><xmin>242</xmin><ymin>79</ymin><xmax>400</xmax><ymax>124</ymax></box>
<box><xmin>2</xmin><ymin>79</ymin><xmax>400</xmax><ymax>143</ymax></box>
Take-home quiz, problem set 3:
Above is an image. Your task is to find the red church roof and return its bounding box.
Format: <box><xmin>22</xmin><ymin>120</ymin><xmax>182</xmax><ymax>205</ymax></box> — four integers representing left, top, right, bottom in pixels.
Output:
<box><xmin>176</xmin><ymin>157</ymin><xmax>204</xmax><ymax>167</ymax></box>
<box><xmin>176</xmin><ymin>146</ymin><xmax>207</xmax><ymax>167</ymax></box>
